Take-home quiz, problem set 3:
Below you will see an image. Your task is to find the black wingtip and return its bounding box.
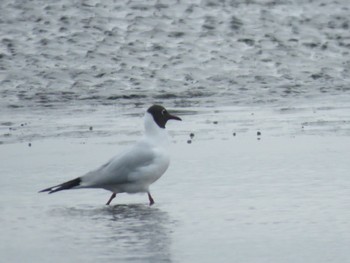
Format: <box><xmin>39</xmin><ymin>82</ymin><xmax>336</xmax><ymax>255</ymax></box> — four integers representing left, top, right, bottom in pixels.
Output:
<box><xmin>38</xmin><ymin>188</ymin><xmax>57</xmax><ymax>194</ymax></box>
<box><xmin>38</xmin><ymin>177</ymin><xmax>81</xmax><ymax>194</ymax></box>
<box><xmin>38</xmin><ymin>187</ymin><xmax>53</xmax><ymax>193</ymax></box>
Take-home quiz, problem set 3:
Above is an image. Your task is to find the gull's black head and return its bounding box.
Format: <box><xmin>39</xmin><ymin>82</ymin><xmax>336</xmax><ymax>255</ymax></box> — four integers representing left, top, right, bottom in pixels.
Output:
<box><xmin>147</xmin><ymin>105</ymin><xmax>182</xmax><ymax>129</ymax></box>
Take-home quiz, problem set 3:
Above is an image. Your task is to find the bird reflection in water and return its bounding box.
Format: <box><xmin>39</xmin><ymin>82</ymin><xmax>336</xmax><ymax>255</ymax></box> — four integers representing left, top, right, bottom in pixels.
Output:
<box><xmin>50</xmin><ymin>204</ymin><xmax>173</xmax><ymax>262</ymax></box>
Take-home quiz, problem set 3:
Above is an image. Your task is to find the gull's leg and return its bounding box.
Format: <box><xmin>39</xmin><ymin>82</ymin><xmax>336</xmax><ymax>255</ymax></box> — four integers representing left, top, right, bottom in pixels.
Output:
<box><xmin>147</xmin><ymin>192</ymin><xmax>155</xmax><ymax>206</ymax></box>
<box><xmin>106</xmin><ymin>193</ymin><xmax>116</xmax><ymax>205</ymax></box>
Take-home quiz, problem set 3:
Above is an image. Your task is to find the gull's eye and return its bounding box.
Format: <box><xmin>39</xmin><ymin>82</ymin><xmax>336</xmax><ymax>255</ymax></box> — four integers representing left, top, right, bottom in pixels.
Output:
<box><xmin>161</xmin><ymin>109</ymin><xmax>166</xmax><ymax>116</ymax></box>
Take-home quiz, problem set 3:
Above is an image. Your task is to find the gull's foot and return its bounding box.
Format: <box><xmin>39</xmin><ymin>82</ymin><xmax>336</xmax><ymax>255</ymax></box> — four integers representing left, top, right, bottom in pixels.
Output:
<box><xmin>106</xmin><ymin>193</ymin><xmax>116</xmax><ymax>205</ymax></box>
<box><xmin>147</xmin><ymin>192</ymin><xmax>155</xmax><ymax>206</ymax></box>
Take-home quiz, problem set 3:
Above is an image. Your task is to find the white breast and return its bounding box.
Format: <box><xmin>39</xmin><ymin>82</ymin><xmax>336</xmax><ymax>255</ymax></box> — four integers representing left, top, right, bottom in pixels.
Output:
<box><xmin>80</xmin><ymin>112</ymin><xmax>172</xmax><ymax>194</ymax></box>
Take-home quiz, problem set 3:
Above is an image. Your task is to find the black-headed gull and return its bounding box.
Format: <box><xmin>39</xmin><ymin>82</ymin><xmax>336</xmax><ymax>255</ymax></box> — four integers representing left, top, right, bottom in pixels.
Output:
<box><xmin>39</xmin><ymin>105</ymin><xmax>181</xmax><ymax>205</ymax></box>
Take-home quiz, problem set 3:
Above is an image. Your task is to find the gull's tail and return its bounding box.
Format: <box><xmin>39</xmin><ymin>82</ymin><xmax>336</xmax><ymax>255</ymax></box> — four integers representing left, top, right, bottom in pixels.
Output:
<box><xmin>39</xmin><ymin>177</ymin><xmax>81</xmax><ymax>194</ymax></box>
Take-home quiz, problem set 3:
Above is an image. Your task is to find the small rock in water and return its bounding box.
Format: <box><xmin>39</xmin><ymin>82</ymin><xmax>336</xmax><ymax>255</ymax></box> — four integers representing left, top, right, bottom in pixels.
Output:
<box><xmin>187</xmin><ymin>140</ymin><xmax>192</xmax><ymax>144</ymax></box>
<box><xmin>89</xmin><ymin>126</ymin><xmax>93</xmax><ymax>131</ymax></box>
<box><xmin>189</xmin><ymin>133</ymin><xmax>195</xmax><ymax>139</ymax></box>
<box><xmin>213</xmin><ymin>121</ymin><xmax>218</xmax><ymax>124</ymax></box>
<box><xmin>233</xmin><ymin>132</ymin><xmax>236</xmax><ymax>136</ymax></box>
<box><xmin>257</xmin><ymin>131</ymin><xmax>261</xmax><ymax>136</ymax></box>
<box><xmin>28</xmin><ymin>143</ymin><xmax>32</xmax><ymax>147</ymax></box>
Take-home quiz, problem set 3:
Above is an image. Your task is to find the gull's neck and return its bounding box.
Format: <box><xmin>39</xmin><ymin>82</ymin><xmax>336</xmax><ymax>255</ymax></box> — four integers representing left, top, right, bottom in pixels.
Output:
<box><xmin>143</xmin><ymin>112</ymin><xmax>169</xmax><ymax>145</ymax></box>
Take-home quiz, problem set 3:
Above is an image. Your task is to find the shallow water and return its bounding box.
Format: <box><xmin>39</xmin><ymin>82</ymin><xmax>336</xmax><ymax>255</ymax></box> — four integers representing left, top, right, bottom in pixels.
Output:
<box><xmin>1</xmin><ymin>0</ymin><xmax>350</xmax><ymax>262</ymax></box>
<box><xmin>1</xmin><ymin>137</ymin><xmax>350</xmax><ymax>262</ymax></box>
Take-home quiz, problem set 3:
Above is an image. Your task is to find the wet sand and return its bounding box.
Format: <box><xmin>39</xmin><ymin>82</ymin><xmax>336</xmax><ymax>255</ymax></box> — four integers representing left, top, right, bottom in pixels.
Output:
<box><xmin>1</xmin><ymin>0</ymin><xmax>350</xmax><ymax>110</ymax></box>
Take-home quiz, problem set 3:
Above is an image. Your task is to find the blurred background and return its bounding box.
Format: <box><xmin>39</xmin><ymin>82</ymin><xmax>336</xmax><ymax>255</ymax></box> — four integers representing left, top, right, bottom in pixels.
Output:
<box><xmin>1</xmin><ymin>0</ymin><xmax>350</xmax><ymax>143</ymax></box>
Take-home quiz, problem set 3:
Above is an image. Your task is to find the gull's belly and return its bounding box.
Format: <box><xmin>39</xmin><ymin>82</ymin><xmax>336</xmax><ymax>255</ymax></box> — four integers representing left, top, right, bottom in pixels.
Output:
<box><xmin>131</xmin><ymin>151</ymin><xmax>170</xmax><ymax>185</ymax></box>
<box><xmin>106</xmin><ymin>151</ymin><xmax>170</xmax><ymax>194</ymax></box>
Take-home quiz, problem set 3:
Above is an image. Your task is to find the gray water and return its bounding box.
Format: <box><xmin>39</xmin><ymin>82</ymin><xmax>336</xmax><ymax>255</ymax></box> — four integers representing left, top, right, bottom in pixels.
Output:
<box><xmin>1</xmin><ymin>0</ymin><xmax>350</xmax><ymax>262</ymax></box>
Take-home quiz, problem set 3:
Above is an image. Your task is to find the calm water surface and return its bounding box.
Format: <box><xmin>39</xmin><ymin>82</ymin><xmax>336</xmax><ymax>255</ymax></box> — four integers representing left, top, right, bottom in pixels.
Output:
<box><xmin>1</xmin><ymin>137</ymin><xmax>350</xmax><ymax>262</ymax></box>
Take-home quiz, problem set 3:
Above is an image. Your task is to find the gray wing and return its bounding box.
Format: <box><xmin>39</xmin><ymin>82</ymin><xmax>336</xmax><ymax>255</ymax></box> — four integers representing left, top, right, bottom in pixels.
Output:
<box><xmin>81</xmin><ymin>143</ymin><xmax>156</xmax><ymax>187</ymax></box>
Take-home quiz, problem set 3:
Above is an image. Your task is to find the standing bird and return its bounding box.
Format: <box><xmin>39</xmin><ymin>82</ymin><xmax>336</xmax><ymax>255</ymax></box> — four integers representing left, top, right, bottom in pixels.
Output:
<box><xmin>39</xmin><ymin>105</ymin><xmax>181</xmax><ymax>205</ymax></box>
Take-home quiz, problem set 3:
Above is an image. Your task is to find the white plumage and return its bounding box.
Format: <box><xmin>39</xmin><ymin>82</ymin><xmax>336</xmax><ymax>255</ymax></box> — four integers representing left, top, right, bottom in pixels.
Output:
<box><xmin>39</xmin><ymin>105</ymin><xmax>181</xmax><ymax>205</ymax></box>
